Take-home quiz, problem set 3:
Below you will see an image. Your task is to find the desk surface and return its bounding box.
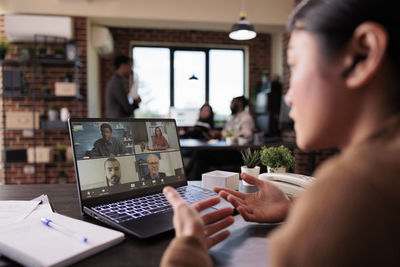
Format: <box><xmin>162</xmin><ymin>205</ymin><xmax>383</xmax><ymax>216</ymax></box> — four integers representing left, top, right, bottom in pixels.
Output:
<box><xmin>180</xmin><ymin>137</ymin><xmax>283</xmax><ymax>150</ymax></box>
<box><xmin>0</xmin><ymin>184</ymin><xmax>277</xmax><ymax>267</ymax></box>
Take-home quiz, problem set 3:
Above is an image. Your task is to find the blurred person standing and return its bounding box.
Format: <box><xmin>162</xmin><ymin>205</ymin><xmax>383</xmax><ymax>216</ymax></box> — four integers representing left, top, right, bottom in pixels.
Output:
<box><xmin>105</xmin><ymin>55</ymin><xmax>141</xmax><ymax>118</ymax></box>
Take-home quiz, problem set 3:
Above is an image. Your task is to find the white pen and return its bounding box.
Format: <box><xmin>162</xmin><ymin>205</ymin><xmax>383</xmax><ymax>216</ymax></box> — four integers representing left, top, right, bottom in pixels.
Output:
<box><xmin>40</xmin><ymin>217</ymin><xmax>88</xmax><ymax>243</ymax></box>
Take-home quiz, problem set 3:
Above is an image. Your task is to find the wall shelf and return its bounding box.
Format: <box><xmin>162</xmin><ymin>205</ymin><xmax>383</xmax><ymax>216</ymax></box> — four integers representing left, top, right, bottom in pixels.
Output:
<box><xmin>41</xmin><ymin>120</ymin><xmax>68</xmax><ymax>130</ymax></box>
<box><xmin>0</xmin><ymin>58</ymin><xmax>81</xmax><ymax>66</ymax></box>
<box><xmin>1</xmin><ymin>92</ymin><xmax>84</xmax><ymax>100</ymax></box>
<box><xmin>1</xmin><ymin>44</ymin><xmax>82</xmax><ymax>184</ymax></box>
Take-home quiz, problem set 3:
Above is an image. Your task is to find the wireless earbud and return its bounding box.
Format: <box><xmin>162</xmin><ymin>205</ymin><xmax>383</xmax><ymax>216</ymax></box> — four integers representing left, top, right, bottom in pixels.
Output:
<box><xmin>341</xmin><ymin>54</ymin><xmax>367</xmax><ymax>78</ymax></box>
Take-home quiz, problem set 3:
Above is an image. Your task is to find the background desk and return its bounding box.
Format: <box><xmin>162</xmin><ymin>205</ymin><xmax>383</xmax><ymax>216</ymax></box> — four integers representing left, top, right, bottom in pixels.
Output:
<box><xmin>0</xmin><ymin>184</ymin><xmax>278</xmax><ymax>267</ymax></box>
<box><xmin>179</xmin><ymin>137</ymin><xmax>283</xmax><ymax>151</ymax></box>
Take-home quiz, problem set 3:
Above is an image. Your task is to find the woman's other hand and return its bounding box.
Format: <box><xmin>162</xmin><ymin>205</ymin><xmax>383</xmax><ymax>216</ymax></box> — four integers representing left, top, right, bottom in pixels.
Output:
<box><xmin>163</xmin><ymin>186</ymin><xmax>235</xmax><ymax>249</ymax></box>
<box><xmin>215</xmin><ymin>173</ymin><xmax>290</xmax><ymax>223</ymax></box>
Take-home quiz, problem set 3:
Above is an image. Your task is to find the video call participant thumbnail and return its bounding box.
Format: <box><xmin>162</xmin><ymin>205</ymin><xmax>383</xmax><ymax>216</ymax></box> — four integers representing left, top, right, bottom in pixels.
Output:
<box><xmin>143</xmin><ymin>154</ymin><xmax>166</xmax><ymax>181</ymax></box>
<box><xmin>90</xmin><ymin>123</ymin><xmax>127</xmax><ymax>157</ymax></box>
<box><xmin>104</xmin><ymin>157</ymin><xmax>121</xmax><ymax>186</ymax></box>
<box><xmin>152</xmin><ymin>127</ymin><xmax>169</xmax><ymax>150</ymax></box>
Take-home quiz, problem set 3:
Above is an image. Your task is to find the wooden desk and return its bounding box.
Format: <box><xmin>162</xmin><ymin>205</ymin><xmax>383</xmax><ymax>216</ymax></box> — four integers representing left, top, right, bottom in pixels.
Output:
<box><xmin>0</xmin><ymin>184</ymin><xmax>278</xmax><ymax>267</ymax></box>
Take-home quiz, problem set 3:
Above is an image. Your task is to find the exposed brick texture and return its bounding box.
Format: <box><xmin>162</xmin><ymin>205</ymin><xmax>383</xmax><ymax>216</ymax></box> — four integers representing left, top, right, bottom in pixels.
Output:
<box><xmin>279</xmin><ymin>0</ymin><xmax>339</xmax><ymax>176</ymax></box>
<box><xmin>0</xmin><ymin>16</ymin><xmax>87</xmax><ymax>184</ymax></box>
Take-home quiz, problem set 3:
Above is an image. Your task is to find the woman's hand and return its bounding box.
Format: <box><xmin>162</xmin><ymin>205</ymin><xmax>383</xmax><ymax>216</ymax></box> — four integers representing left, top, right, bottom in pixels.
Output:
<box><xmin>214</xmin><ymin>173</ymin><xmax>291</xmax><ymax>223</ymax></box>
<box><xmin>163</xmin><ymin>186</ymin><xmax>235</xmax><ymax>249</ymax></box>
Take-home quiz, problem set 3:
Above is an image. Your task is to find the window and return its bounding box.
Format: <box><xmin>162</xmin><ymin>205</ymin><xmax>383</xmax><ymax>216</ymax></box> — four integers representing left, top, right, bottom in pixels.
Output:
<box><xmin>209</xmin><ymin>49</ymin><xmax>244</xmax><ymax>121</ymax></box>
<box><xmin>174</xmin><ymin>50</ymin><xmax>206</xmax><ymax>109</ymax></box>
<box><xmin>132</xmin><ymin>45</ymin><xmax>245</xmax><ymax>121</ymax></box>
<box><xmin>132</xmin><ymin>47</ymin><xmax>170</xmax><ymax>118</ymax></box>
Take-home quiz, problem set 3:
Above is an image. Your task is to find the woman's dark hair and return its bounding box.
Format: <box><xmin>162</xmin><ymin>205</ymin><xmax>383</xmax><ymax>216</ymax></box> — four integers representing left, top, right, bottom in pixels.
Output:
<box><xmin>233</xmin><ymin>96</ymin><xmax>249</xmax><ymax>108</ymax></box>
<box><xmin>199</xmin><ymin>103</ymin><xmax>214</xmax><ymax>128</ymax></box>
<box><xmin>155</xmin><ymin>127</ymin><xmax>162</xmax><ymax>137</ymax></box>
<box><xmin>288</xmin><ymin>0</ymin><xmax>400</xmax><ymax>67</ymax></box>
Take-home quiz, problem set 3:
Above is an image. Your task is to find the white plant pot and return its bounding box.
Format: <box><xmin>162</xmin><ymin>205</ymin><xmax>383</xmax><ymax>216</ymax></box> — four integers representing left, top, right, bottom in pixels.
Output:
<box><xmin>238</xmin><ymin>137</ymin><xmax>247</xmax><ymax>145</ymax></box>
<box><xmin>48</xmin><ymin>110</ymin><xmax>59</xmax><ymax>121</ymax></box>
<box><xmin>267</xmin><ymin>166</ymin><xmax>287</xmax><ymax>173</ymax></box>
<box><xmin>226</xmin><ymin>137</ymin><xmax>234</xmax><ymax>146</ymax></box>
<box><xmin>60</xmin><ymin>107</ymin><xmax>70</xmax><ymax>122</ymax></box>
<box><xmin>241</xmin><ymin>166</ymin><xmax>260</xmax><ymax>185</ymax></box>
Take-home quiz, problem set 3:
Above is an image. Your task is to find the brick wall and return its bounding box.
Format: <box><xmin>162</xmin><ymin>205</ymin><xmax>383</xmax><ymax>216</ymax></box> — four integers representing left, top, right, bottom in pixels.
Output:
<box><xmin>99</xmin><ymin>27</ymin><xmax>272</xmax><ymax>116</ymax></box>
<box><xmin>279</xmin><ymin>0</ymin><xmax>339</xmax><ymax>176</ymax></box>
<box><xmin>0</xmin><ymin>16</ymin><xmax>87</xmax><ymax>184</ymax></box>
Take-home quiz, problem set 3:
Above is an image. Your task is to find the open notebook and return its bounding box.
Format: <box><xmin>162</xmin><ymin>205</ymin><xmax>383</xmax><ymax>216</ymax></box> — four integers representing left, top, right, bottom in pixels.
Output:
<box><xmin>0</xmin><ymin>196</ymin><xmax>124</xmax><ymax>267</ymax></box>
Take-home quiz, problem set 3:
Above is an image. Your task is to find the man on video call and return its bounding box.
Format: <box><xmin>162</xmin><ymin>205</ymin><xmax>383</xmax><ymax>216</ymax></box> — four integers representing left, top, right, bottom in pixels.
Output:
<box><xmin>143</xmin><ymin>154</ymin><xmax>166</xmax><ymax>181</ymax></box>
<box><xmin>90</xmin><ymin>123</ymin><xmax>126</xmax><ymax>157</ymax></box>
<box><xmin>104</xmin><ymin>157</ymin><xmax>121</xmax><ymax>186</ymax></box>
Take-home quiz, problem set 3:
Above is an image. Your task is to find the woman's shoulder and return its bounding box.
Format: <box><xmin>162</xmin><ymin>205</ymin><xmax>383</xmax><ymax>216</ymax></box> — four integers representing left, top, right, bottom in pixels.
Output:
<box><xmin>313</xmin><ymin>136</ymin><xmax>400</xmax><ymax>197</ymax></box>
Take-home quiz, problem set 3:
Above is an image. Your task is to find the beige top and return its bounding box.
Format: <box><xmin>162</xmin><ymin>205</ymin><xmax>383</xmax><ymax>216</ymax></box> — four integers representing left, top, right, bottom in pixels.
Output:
<box><xmin>222</xmin><ymin>110</ymin><xmax>255</xmax><ymax>141</ymax></box>
<box><xmin>161</xmin><ymin>116</ymin><xmax>400</xmax><ymax>267</ymax></box>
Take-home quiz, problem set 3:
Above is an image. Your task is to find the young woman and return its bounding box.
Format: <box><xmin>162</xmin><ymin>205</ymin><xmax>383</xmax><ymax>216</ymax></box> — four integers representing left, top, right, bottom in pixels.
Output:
<box><xmin>152</xmin><ymin>127</ymin><xmax>169</xmax><ymax>150</ymax></box>
<box><xmin>181</xmin><ymin>103</ymin><xmax>216</xmax><ymax>140</ymax></box>
<box><xmin>160</xmin><ymin>0</ymin><xmax>400</xmax><ymax>266</ymax></box>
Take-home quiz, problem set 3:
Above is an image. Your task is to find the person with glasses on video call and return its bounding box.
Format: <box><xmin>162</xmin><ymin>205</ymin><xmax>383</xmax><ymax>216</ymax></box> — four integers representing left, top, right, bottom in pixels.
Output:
<box><xmin>160</xmin><ymin>0</ymin><xmax>400</xmax><ymax>266</ymax></box>
<box><xmin>143</xmin><ymin>154</ymin><xmax>166</xmax><ymax>182</ymax></box>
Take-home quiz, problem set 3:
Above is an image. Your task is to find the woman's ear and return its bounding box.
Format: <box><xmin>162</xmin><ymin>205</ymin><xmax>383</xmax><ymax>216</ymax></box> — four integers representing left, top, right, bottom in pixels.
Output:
<box><xmin>343</xmin><ymin>22</ymin><xmax>388</xmax><ymax>89</ymax></box>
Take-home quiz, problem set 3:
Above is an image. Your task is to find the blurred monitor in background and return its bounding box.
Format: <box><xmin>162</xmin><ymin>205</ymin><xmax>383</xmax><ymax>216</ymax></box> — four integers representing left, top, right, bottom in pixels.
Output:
<box><xmin>279</xmin><ymin>96</ymin><xmax>294</xmax><ymax>131</ymax></box>
<box><xmin>169</xmin><ymin>107</ymin><xmax>199</xmax><ymax>127</ymax></box>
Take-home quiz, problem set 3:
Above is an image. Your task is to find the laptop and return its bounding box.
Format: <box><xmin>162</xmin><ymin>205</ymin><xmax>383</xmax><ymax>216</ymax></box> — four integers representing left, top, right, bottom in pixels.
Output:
<box><xmin>68</xmin><ymin>118</ymin><xmax>231</xmax><ymax>238</ymax></box>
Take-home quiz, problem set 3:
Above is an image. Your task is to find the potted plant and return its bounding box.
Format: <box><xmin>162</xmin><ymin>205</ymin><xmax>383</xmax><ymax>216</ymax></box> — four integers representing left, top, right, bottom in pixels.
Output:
<box><xmin>240</xmin><ymin>148</ymin><xmax>261</xmax><ymax>185</ymax></box>
<box><xmin>225</xmin><ymin>130</ymin><xmax>234</xmax><ymax>145</ymax></box>
<box><xmin>139</xmin><ymin>141</ymin><xmax>146</xmax><ymax>152</ymax></box>
<box><xmin>238</xmin><ymin>134</ymin><xmax>247</xmax><ymax>145</ymax></box>
<box><xmin>56</xmin><ymin>144</ymin><xmax>67</xmax><ymax>162</ymax></box>
<box><xmin>37</xmin><ymin>44</ymin><xmax>47</xmax><ymax>58</ymax></box>
<box><xmin>0</xmin><ymin>38</ymin><xmax>10</xmax><ymax>60</ymax></box>
<box><xmin>260</xmin><ymin>145</ymin><xmax>295</xmax><ymax>173</ymax></box>
<box><xmin>54</xmin><ymin>45</ymin><xmax>65</xmax><ymax>59</ymax></box>
<box><xmin>48</xmin><ymin>106</ymin><xmax>60</xmax><ymax>121</ymax></box>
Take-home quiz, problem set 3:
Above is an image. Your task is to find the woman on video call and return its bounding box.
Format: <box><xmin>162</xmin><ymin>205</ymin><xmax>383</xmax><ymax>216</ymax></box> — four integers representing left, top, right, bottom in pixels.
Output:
<box><xmin>160</xmin><ymin>0</ymin><xmax>400</xmax><ymax>266</ymax></box>
<box><xmin>152</xmin><ymin>127</ymin><xmax>169</xmax><ymax>150</ymax></box>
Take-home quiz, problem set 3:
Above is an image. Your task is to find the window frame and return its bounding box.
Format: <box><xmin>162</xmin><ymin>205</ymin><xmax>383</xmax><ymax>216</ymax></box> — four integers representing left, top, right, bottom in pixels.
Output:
<box><xmin>131</xmin><ymin>42</ymin><xmax>249</xmax><ymax>111</ymax></box>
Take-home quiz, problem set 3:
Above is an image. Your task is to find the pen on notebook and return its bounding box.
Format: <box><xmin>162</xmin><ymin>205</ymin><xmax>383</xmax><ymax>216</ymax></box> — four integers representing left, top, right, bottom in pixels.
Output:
<box><xmin>40</xmin><ymin>217</ymin><xmax>88</xmax><ymax>243</ymax></box>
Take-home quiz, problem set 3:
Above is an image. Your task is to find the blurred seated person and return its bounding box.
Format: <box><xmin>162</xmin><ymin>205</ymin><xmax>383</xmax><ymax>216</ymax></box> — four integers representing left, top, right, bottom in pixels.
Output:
<box><xmin>89</xmin><ymin>123</ymin><xmax>126</xmax><ymax>157</ymax></box>
<box><xmin>152</xmin><ymin>127</ymin><xmax>169</xmax><ymax>150</ymax></box>
<box><xmin>222</xmin><ymin>96</ymin><xmax>255</xmax><ymax>143</ymax></box>
<box><xmin>181</xmin><ymin>103</ymin><xmax>220</xmax><ymax>141</ymax></box>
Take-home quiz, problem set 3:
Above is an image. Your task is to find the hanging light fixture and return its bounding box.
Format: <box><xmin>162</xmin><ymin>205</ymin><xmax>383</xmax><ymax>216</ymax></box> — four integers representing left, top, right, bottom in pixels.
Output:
<box><xmin>229</xmin><ymin>0</ymin><xmax>257</xmax><ymax>41</ymax></box>
<box><xmin>189</xmin><ymin>74</ymin><xmax>198</xmax><ymax>80</ymax></box>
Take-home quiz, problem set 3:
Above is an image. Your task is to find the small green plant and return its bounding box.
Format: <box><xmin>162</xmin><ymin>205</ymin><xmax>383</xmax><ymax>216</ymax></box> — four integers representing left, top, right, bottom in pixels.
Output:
<box><xmin>226</xmin><ymin>130</ymin><xmax>234</xmax><ymax>138</ymax></box>
<box><xmin>57</xmin><ymin>144</ymin><xmax>67</xmax><ymax>161</ymax></box>
<box><xmin>57</xmin><ymin>144</ymin><xmax>67</xmax><ymax>152</ymax></box>
<box><xmin>37</xmin><ymin>44</ymin><xmax>47</xmax><ymax>57</ymax></box>
<box><xmin>54</xmin><ymin>45</ymin><xmax>65</xmax><ymax>58</ymax></box>
<box><xmin>0</xmin><ymin>38</ymin><xmax>9</xmax><ymax>59</ymax></box>
<box><xmin>241</xmin><ymin>148</ymin><xmax>260</xmax><ymax>168</ymax></box>
<box><xmin>50</xmin><ymin>105</ymin><xmax>60</xmax><ymax>111</ymax></box>
<box><xmin>260</xmin><ymin>145</ymin><xmax>295</xmax><ymax>171</ymax></box>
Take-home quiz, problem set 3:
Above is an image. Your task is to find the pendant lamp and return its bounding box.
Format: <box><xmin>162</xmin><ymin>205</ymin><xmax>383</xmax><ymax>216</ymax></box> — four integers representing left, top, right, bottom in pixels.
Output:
<box><xmin>229</xmin><ymin>10</ymin><xmax>257</xmax><ymax>40</ymax></box>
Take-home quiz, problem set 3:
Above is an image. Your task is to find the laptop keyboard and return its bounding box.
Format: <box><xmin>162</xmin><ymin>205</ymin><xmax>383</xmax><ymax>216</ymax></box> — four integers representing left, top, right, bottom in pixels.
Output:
<box><xmin>92</xmin><ymin>186</ymin><xmax>218</xmax><ymax>223</ymax></box>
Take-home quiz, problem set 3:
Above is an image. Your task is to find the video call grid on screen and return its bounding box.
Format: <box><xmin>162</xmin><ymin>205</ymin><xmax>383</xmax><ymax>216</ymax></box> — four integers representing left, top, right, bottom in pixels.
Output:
<box><xmin>71</xmin><ymin>120</ymin><xmax>184</xmax><ymax>199</ymax></box>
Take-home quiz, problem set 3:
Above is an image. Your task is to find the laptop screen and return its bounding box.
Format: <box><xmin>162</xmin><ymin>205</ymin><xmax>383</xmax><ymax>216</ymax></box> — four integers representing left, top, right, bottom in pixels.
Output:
<box><xmin>69</xmin><ymin>119</ymin><xmax>185</xmax><ymax>200</ymax></box>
